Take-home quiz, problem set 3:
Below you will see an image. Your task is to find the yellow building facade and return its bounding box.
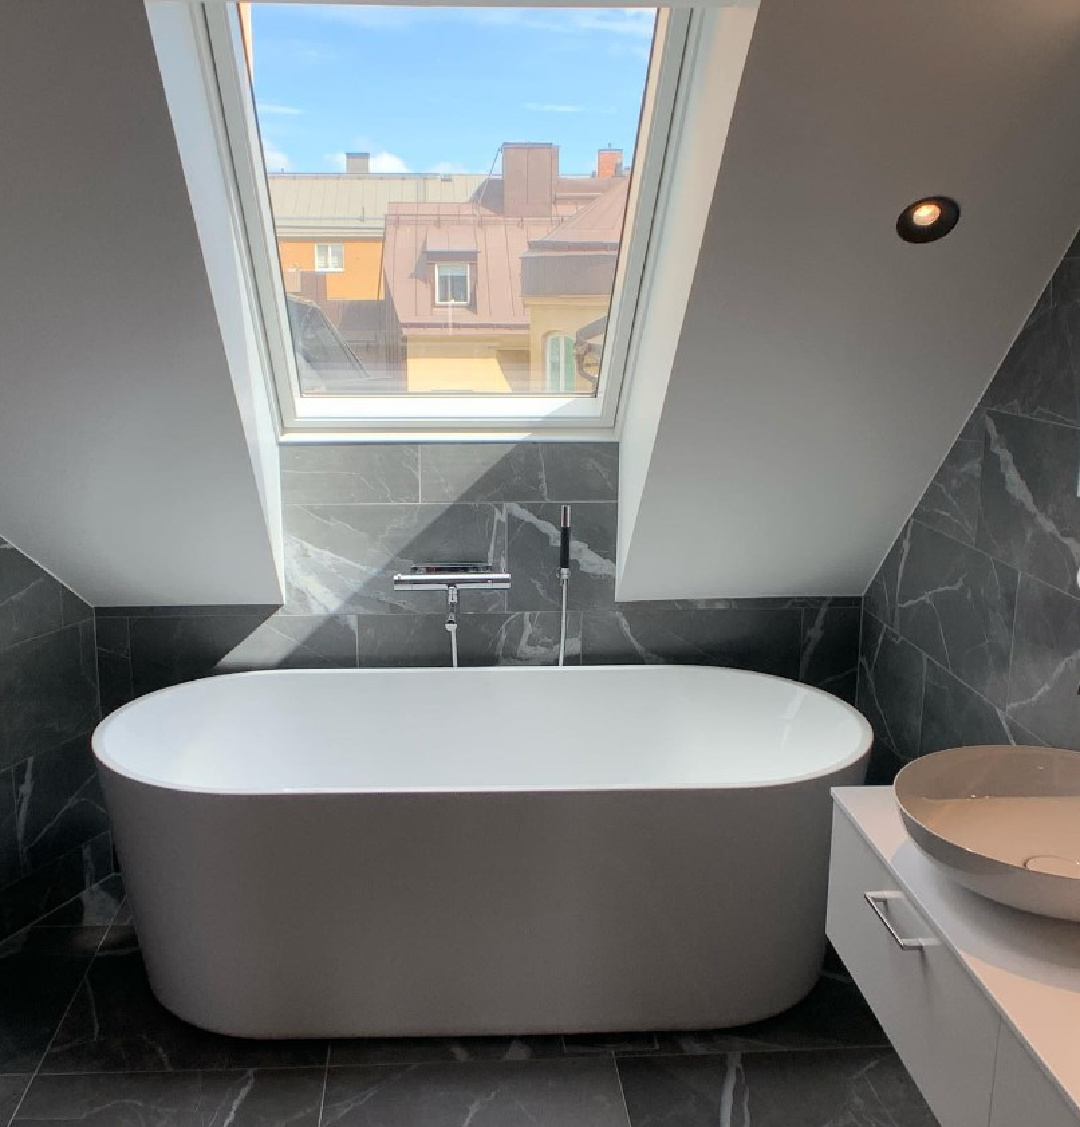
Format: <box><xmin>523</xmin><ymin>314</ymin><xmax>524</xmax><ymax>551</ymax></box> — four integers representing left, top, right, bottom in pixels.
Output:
<box><xmin>525</xmin><ymin>296</ymin><xmax>610</xmax><ymax>394</ymax></box>
<box><xmin>404</xmin><ymin>336</ymin><xmax>531</xmax><ymax>394</ymax></box>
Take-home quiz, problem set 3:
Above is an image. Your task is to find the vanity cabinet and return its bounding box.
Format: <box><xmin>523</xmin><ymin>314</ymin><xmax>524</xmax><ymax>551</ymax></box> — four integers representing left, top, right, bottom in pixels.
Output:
<box><xmin>990</xmin><ymin>1026</ymin><xmax>1078</xmax><ymax>1127</ymax></box>
<box><xmin>828</xmin><ymin>789</ymin><xmax>1080</xmax><ymax>1127</ymax></box>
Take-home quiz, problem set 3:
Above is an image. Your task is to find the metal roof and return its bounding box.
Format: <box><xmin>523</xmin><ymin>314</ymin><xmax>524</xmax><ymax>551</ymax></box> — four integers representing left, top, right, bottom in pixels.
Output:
<box><xmin>268</xmin><ymin>174</ymin><xmax>489</xmax><ymax>238</ymax></box>
<box><xmin>530</xmin><ymin>179</ymin><xmax>629</xmax><ymax>250</ymax></box>
<box><xmin>383</xmin><ymin>181</ymin><xmax>628</xmax><ymax>332</ymax></box>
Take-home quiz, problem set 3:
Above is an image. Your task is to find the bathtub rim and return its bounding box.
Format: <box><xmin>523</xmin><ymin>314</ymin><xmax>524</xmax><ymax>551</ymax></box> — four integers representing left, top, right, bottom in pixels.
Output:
<box><xmin>92</xmin><ymin>664</ymin><xmax>873</xmax><ymax>797</ymax></box>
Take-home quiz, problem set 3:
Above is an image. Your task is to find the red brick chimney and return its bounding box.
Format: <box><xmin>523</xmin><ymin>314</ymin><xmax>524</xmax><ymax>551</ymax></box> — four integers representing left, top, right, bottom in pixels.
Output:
<box><xmin>502</xmin><ymin>143</ymin><xmax>558</xmax><ymax>217</ymax></box>
<box><xmin>597</xmin><ymin>148</ymin><xmax>624</xmax><ymax>179</ymax></box>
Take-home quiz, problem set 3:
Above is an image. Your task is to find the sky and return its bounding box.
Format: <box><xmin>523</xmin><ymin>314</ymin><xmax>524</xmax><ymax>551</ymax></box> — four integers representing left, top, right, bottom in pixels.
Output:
<box><xmin>249</xmin><ymin>4</ymin><xmax>656</xmax><ymax>176</ymax></box>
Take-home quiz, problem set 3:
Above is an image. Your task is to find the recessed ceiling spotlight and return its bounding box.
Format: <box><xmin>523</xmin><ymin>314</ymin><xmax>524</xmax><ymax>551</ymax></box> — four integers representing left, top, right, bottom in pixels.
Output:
<box><xmin>896</xmin><ymin>196</ymin><xmax>960</xmax><ymax>244</ymax></box>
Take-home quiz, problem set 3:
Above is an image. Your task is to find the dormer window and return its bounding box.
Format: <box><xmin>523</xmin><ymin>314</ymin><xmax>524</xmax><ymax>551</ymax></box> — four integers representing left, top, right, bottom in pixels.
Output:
<box><xmin>161</xmin><ymin>2</ymin><xmax>722</xmax><ymax>434</ymax></box>
<box><xmin>435</xmin><ymin>263</ymin><xmax>470</xmax><ymax>306</ymax></box>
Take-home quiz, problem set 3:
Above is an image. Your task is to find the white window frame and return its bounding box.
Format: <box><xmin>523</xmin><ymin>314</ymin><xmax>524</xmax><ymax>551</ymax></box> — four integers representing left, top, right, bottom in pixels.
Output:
<box><xmin>314</xmin><ymin>242</ymin><xmax>344</xmax><ymax>272</ymax></box>
<box><xmin>150</xmin><ymin>0</ymin><xmax>751</xmax><ymax>441</ymax></box>
<box><xmin>434</xmin><ymin>262</ymin><xmax>470</xmax><ymax>306</ymax></box>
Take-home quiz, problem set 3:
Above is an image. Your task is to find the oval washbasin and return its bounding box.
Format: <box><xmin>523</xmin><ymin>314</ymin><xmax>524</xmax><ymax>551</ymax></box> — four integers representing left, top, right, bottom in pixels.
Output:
<box><xmin>894</xmin><ymin>745</ymin><xmax>1080</xmax><ymax>922</ymax></box>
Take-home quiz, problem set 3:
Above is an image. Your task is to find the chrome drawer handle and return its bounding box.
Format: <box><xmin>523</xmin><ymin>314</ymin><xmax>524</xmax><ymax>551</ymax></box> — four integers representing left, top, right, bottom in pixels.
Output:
<box><xmin>863</xmin><ymin>891</ymin><xmax>939</xmax><ymax>950</ymax></box>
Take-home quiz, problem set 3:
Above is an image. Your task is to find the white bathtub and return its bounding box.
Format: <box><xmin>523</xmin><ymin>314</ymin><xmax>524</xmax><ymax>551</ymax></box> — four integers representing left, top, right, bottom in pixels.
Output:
<box><xmin>93</xmin><ymin>665</ymin><xmax>871</xmax><ymax>1039</ymax></box>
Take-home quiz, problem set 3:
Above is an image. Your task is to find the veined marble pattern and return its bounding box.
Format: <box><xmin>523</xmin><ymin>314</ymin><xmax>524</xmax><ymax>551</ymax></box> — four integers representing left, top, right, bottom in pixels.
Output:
<box><xmin>581</xmin><ymin>606</ymin><xmax>803</xmax><ymax>678</ymax></box>
<box><xmin>320</xmin><ymin>1059</ymin><xmax>628</xmax><ymax>1127</ymax></box>
<box><xmin>0</xmin><ymin>834</ymin><xmax>114</xmax><ymax>942</ymax></box>
<box><xmin>12</xmin><ymin>738</ymin><xmax>109</xmax><ymax>873</ymax></box>
<box><xmin>914</xmin><ymin>411</ymin><xmax>984</xmax><ymax>546</ymax></box>
<box><xmin>876</xmin><ymin>520</ymin><xmax>1017</xmax><ymax>707</ymax></box>
<box><xmin>979</xmin><ymin>261</ymin><xmax>1080</xmax><ymax>428</ymax></box>
<box><xmin>0</xmin><ymin>626</ymin><xmax>99</xmax><ymax>773</ymax></box>
<box><xmin>977</xmin><ymin>411</ymin><xmax>1080</xmax><ymax>596</ymax></box>
<box><xmin>1005</xmin><ymin>574</ymin><xmax>1080</xmax><ymax>748</ymax></box>
<box><xmin>0</xmin><ymin>545</ymin><xmax>65</xmax><ymax>653</ymax></box>
<box><xmin>15</xmin><ymin>1069</ymin><xmax>326</xmax><ymax>1127</ymax></box>
<box><xmin>1</xmin><ymin>915</ymin><xmax>936</xmax><ymax>1127</ymax></box>
<box><xmin>283</xmin><ymin>503</ymin><xmax>507</xmax><ymax>616</ymax></box>
<box><xmin>97</xmin><ymin>444</ymin><xmax>861</xmax><ymax>750</ymax></box>
<box><xmin>506</xmin><ymin>503</ymin><xmax>617</xmax><ymax>612</ymax></box>
<box><xmin>0</xmin><ymin>537</ymin><xmax>109</xmax><ymax>943</ymax></box>
<box><xmin>859</xmin><ymin>230</ymin><xmax>1080</xmax><ymax>771</ymax></box>
<box><xmin>857</xmin><ymin>613</ymin><xmax>924</xmax><ymax>761</ymax></box>
<box><xmin>618</xmin><ymin>1049</ymin><xmax>937</xmax><ymax>1127</ymax></box>
<box><xmin>418</xmin><ymin>442</ymin><xmax>618</xmax><ymax>505</ymax></box>
<box><xmin>282</xmin><ymin>444</ymin><xmax>419</xmax><ymax>505</ymax></box>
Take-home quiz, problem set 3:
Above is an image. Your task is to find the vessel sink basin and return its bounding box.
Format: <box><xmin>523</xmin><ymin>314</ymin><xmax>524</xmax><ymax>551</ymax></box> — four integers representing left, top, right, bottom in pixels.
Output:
<box><xmin>895</xmin><ymin>745</ymin><xmax>1080</xmax><ymax>922</ymax></box>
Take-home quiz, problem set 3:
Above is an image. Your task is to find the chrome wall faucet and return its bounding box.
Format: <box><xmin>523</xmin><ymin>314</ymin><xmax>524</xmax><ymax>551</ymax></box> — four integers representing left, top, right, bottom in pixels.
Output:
<box><xmin>393</xmin><ymin>565</ymin><xmax>511</xmax><ymax>668</ymax></box>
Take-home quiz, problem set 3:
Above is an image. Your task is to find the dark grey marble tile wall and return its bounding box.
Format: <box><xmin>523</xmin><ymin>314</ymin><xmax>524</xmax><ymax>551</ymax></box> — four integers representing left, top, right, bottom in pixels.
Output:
<box><xmin>96</xmin><ymin>442</ymin><xmax>861</xmax><ymax>714</ymax></box>
<box><xmin>859</xmin><ymin>233</ymin><xmax>1080</xmax><ymax>781</ymax></box>
<box><xmin>0</xmin><ymin>539</ymin><xmax>112</xmax><ymax>939</ymax></box>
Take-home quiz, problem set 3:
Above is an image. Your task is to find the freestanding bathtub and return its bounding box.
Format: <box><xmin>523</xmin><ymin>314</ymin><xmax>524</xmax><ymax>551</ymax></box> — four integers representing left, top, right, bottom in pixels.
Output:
<box><xmin>93</xmin><ymin>665</ymin><xmax>871</xmax><ymax>1039</ymax></box>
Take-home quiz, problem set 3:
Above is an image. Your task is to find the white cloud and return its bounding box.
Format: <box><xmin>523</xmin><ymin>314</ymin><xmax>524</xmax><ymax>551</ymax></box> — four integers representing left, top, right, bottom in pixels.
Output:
<box><xmin>261</xmin><ymin>139</ymin><xmax>292</xmax><ymax>172</ymax></box>
<box><xmin>429</xmin><ymin>161</ymin><xmax>470</xmax><ymax>175</ymax></box>
<box><xmin>369</xmin><ymin>151</ymin><xmax>409</xmax><ymax>174</ymax></box>
<box><xmin>257</xmin><ymin>102</ymin><xmax>303</xmax><ymax>116</ymax></box>
<box><xmin>524</xmin><ymin>102</ymin><xmax>583</xmax><ymax>114</ymax></box>
<box><xmin>323</xmin><ymin>143</ymin><xmax>407</xmax><ymax>173</ymax></box>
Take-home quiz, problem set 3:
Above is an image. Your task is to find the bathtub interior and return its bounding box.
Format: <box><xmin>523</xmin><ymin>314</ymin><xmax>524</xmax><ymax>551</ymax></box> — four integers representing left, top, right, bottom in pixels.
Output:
<box><xmin>93</xmin><ymin>666</ymin><xmax>871</xmax><ymax>795</ymax></box>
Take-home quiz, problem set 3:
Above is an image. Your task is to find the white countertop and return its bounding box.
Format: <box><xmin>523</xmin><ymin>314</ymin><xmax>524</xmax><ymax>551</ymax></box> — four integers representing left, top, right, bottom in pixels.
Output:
<box><xmin>834</xmin><ymin>786</ymin><xmax>1080</xmax><ymax>1116</ymax></box>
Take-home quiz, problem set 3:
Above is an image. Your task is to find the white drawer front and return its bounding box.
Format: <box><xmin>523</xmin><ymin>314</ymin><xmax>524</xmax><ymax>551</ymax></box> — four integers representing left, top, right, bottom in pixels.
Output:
<box><xmin>827</xmin><ymin>807</ymin><xmax>1000</xmax><ymax>1127</ymax></box>
<box><xmin>990</xmin><ymin>1026</ymin><xmax>1080</xmax><ymax>1127</ymax></box>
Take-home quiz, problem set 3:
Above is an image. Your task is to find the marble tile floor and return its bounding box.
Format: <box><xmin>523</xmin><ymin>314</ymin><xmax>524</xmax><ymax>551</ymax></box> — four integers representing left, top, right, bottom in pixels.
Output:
<box><xmin>0</xmin><ymin>898</ymin><xmax>938</xmax><ymax>1127</ymax></box>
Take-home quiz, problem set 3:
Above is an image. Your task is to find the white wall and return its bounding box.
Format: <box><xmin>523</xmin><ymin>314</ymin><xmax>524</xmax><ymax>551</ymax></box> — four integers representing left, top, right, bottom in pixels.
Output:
<box><xmin>0</xmin><ymin>0</ymin><xmax>282</xmax><ymax>606</ymax></box>
<box><xmin>618</xmin><ymin>0</ymin><xmax>1080</xmax><ymax>599</ymax></box>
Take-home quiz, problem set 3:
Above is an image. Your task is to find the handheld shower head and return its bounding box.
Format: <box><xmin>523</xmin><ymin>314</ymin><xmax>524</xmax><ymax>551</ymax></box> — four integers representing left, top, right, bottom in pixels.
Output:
<box><xmin>559</xmin><ymin>505</ymin><xmax>571</xmax><ymax>574</ymax></box>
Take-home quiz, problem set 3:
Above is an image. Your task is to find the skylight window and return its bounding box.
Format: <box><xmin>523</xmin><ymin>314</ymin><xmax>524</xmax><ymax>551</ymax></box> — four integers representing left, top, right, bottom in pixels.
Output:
<box><xmin>175</xmin><ymin>1</ymin><xmax>699</xmax><ymax>434</ymax></box>
<box><xmin>240</xmin><ymin>3</ymin><xmax>664</xmax><ymax>417</ymax></box>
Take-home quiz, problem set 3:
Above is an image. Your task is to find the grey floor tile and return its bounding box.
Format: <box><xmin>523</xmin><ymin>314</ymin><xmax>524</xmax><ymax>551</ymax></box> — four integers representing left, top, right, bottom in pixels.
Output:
<box><xmin>0</xmin><ymin>1075</ymin><xmax>30</xmax><ymax>1126</ymax></box>
<box><xmin>0</xmin><ymin>927</ymin><xmax>96</xmax><ymax>1073</ymax></box>
<box><xmin>41</xmin><ymin>940</ymin><xmax>325</xmax><ymax>1074</ymax></box>
<box><xmin>617</xmin><ymin>1049</ymin><xmax>938</xmax><ymax>1127</ymax></box>
<box><xmin>320</xmin><ymin>1058</ymin><xmax>630</xmax><ymax>1127</ymax></box>
<box><xmin>31</xmin><ymin>876</ymin><xmax>124</xmax><ymax>930</ymax></box>
<box><xmin>0</xmin><ymin>832</ymin><xmax>114</xmax><ymax>940</ymax></box>
<box><xmin>329</xmin><ymin>1036</ymin><xmax>564</xmax><ymax>1067</ymax></box>
<box><xmin>562</xmin><ymin>1033</ymin><xmax>658</xmax><ymax>1055</ymax></box>
<box><xmin>13</xmin><ymin>1068</ymin><xmax>325</xmax><ymax>1126</ymax></box>
<box><xmin>0</xmin><ymin>926</ymin><xmax>106</xmax><ymax>960</ymax></box>
<box><xmin>648</xmin><ymin>974</ymin><xmax>887</xmax><ymax>1055</ymax></box>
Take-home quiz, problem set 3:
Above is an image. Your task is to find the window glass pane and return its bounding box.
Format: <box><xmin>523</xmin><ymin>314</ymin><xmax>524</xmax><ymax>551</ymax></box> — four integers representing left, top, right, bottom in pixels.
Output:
<box><xmin>436</xmin><ymin>263</ymin><xmax>469</xmax><ymax>305</ymax></box>
<box><xmin>249</xmin><ymin>4</ymin><xmax>656</xmax><ymax>397</ymax></box>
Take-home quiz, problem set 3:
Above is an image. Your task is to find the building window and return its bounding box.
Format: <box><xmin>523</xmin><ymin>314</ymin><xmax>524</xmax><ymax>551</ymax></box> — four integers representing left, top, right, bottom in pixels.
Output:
<box><xmin>177</xmin><ymin>1</ymin><xmax>717</xmax><ymax>434</ymax></box>
<box><xmin>314</xmin><ymin>243</ymin><xmax>344</xmax><ymax>272</ymax></box>
<box><xmin>435</xmin><ymin>263</ymin><xmax>470</xmax><ymax>306</ymax></box>
<box><xmin>545</xmin><ymin>335</ymin><xmax>576</xmax><ymax>393</ymax></box>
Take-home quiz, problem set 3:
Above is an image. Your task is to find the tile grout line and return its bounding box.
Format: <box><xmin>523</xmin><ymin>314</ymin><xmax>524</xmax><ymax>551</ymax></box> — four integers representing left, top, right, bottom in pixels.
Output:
<box><xmin>611</xmin><ymin>1051</ymin><xmax>634</xmax><ymax>1127</ymax></box>
<box><xmin>6</xmin><ymin>920</ymin><xmax>114</xmax><ymax>1125</ymax></box>
<box><xmin>316</xmin><ymin>1041</ymin><xmax>330</xmax><ymax>1127</ymax></box>
<box><xmin>0</xmin><ymin>834</ymin><xmax>115</xmax><ymax>928</ymax></box>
